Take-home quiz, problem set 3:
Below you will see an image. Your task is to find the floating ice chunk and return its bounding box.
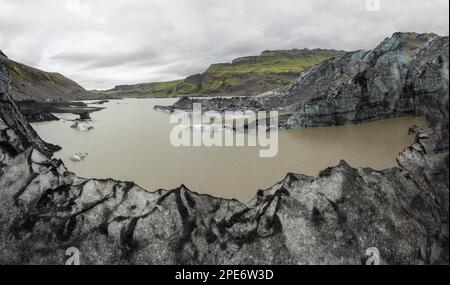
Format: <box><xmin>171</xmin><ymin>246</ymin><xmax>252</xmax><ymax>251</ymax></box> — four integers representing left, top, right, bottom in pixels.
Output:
<box><xmin>70</xmin><ymin>122</ymin><xmax>94</xmax><ymax>131</ymax></box>
<box><xmin>70</xmin><ymin>152</ymin><xmax>89</xmax><ymax>162</ymax></box>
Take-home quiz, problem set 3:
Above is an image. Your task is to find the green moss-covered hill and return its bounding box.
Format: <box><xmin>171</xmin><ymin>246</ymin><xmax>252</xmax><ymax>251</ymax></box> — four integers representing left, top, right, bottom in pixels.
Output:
<box><xmin>101</xmin><ymin>49</ymin><xmax>345</xmax><ymax>98</ymax></box>
<box><xmin>0</xmin><ymin>49</ymin><xmax>95</xmax><ymax>102</ymax></box>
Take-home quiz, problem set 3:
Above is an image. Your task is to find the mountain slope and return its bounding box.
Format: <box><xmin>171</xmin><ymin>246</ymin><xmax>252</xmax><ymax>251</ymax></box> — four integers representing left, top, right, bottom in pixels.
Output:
<box><xmin>0</xmin><ymin>50</ymin><xmax>94</xmax><ymax>102</ymax></box>
<box><xmin>101</xmin><ymin>49</ymin><xmax>345</xmax><ymax>98</ymax></box>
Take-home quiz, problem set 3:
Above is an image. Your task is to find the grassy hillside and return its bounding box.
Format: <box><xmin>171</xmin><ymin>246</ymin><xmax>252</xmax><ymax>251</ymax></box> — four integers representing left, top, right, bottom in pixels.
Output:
<box><xmin>100</xmin><ymin>48</ymin><xmax>345</xmax><ymax>98</ymax></box>
<box><xmin>0</xmin><ymin>50</ymin><xmax>95</xmax><ymax>102</ymax></box>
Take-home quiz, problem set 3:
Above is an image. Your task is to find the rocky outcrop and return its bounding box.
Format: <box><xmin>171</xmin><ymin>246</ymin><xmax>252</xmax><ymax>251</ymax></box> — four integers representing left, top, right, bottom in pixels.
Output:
<box><xmin>13</xmin><ymin>100</ymin><xmax>60</xmax><ymax>123</ymax></box>
<box><xmin>0</xmin><ymin>141</ymin><xmax>448</xmax><ymax>265</ymax></box>
<box><xmin>406</xmin><ymin>36</ymin><xmax>449</xmax><ymax>151</ymax></box>
<box><xmin>15</xmin><ymin>100</ymin><xmax>104</xmax><ymax>123</ymax></box>
<box><xmin>1</xmin><ymin>64</ymin><xmax>60</xmax><ymax>157</ymax></box>
<box><xmin>283</xmin><ymin>33</ymin><xmax>449</xmax><ymax>147</ymax></box>
<box><xmin>90</xmin><ymin>100</ymin><xmax>109</xmax><ymax>105</ymax></box>
<box><xmin>1</xmin><ymin>53</ymin><xmax>449</xmax><ymax>264</ymax></box>
<box><xmin>157</xmin><ymin>33</ymin><xmax>449</xmax><ymax>150</ymax></box>
<box><xmin>155</xmin><ymin>96</ymin><xmax>265</xmax><ymax>113</ymax></box>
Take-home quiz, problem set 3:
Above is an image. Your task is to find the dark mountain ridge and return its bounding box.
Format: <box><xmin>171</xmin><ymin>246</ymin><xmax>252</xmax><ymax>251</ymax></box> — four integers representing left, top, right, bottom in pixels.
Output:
<box><xmin>0</xmin><ymin>50</ymin><xmax>105</xmax><ymax>122</ymax></box>
<box><xmin>0</xmin><ymin>50</ymin><xmax>95</xmax><ymax>102</ymax></box>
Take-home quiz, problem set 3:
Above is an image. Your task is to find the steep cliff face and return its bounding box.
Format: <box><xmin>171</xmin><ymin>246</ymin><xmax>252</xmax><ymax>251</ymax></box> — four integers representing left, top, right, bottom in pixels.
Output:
<box><xmin>284</xmin><ymin>33</ymin><xmax>448</xmax><ymax>131</ymax></box>
<box><xmin>0</xmin><ymin>64</ymin><xmax>60</xmax><ymax>159</ymax></box>
<box><xmin>406</xmin><ymin>36</ymin><xmax>449</xmax><ymax>151</ymax></box>
<box><xmin>0</xmin><ymin>59</ymin><xmax>449</xmax><ymax>265</ymax></box>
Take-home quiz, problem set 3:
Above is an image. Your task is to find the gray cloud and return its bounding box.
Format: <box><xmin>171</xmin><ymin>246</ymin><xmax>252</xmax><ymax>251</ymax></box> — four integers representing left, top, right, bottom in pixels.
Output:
<box><xmin>50</xmin><ymin>48</ymin><xmax>163</xmax><ymax>69</ymax></box>
<box><xmin>0</xmin><ymin>0</ymin><xmax>448</xmax><ymax>90</ymax></box>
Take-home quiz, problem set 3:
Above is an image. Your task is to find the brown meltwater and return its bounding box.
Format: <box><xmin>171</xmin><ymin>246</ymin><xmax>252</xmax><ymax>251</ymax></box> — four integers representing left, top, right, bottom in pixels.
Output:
<box><xmin>32</xmin><ymin>98</ymin><xmax>425</xmax><ymax>202</ymax></box>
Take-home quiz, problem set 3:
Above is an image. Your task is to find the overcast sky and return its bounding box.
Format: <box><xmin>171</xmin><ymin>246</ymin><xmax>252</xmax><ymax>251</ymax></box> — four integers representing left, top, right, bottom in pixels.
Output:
<box><xmin>0</xmin><ymin>0</ymin><xmax>448</xmax><ymax>90</ymax></box>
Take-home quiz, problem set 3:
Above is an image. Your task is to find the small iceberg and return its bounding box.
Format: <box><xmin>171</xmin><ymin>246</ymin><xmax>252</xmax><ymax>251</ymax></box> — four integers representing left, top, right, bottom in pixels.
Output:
<box><xmin>70</xmin><ymin>121</ymin><xmax>94</xmax><ymax>131</ymax></box>
<box><xmin>70</xmin><ymin>152</ymin><xmax>89</xmax><ymax>162</ymax></box>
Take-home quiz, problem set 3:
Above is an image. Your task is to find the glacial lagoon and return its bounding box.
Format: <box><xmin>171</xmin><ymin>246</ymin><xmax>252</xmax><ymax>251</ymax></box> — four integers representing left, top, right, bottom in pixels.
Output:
<box><xmin>32</xmin><ymin>98</ymin><xmax>425</xmax><ymax>202</ymax></box>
